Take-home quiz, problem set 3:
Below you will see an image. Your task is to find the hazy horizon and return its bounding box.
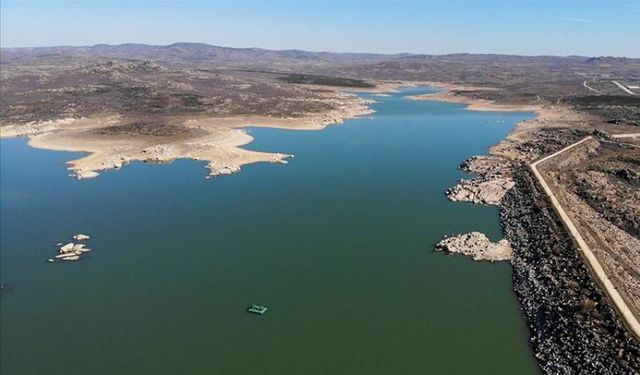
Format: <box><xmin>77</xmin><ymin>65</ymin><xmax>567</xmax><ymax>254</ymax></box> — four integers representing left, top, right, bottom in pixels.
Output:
<box><xmin>1</xmin><ymin>40</ymin><xmax>637</xmax><ymax>60</ymax></box>
<box><xmin>2</xmin><ymin>1</ymin><xmax>639</xmax><ymax>58</ymax></box>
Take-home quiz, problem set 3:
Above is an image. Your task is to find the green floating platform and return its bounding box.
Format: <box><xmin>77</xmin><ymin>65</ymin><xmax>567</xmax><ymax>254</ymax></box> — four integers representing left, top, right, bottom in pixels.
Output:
<box><xmin>248</xmin><ymin>304</ymin><xmax>268</xmax><ymax>315</ymax></box>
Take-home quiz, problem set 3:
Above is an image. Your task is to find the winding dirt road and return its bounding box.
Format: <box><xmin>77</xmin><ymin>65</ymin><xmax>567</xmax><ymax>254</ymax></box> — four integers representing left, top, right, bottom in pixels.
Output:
<box><xmin>612</xmin><ymin>81</ymin><xmax>638</xmax><ymax>95</ymax></box>
<box><xmin>582</xmin><ymin>80</ymin><xmax>604</xmax><ymax>95</ymax></box>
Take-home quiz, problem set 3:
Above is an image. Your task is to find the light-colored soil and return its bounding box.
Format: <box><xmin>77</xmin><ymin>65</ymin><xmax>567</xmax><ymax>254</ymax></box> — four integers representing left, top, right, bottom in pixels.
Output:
<box><xmin>1</xmin><ymin>92</ymin><xmax>374</xmax><ymax>179</ymax></box>
<box><xmin>446</xmin><ymin>177</ymin><xmax>515</xmax><ymax>205</ymax></box>
<box><xmin>533</xmin><ymin>137</ymin><xmax>640</xmax><ymax>338</ymax></box>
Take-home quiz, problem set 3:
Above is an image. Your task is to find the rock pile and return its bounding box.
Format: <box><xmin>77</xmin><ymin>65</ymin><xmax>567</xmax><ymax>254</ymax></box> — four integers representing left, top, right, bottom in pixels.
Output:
<box><xmin>206</xmin><ymin>153</ymin><xmax>292</xmax><ymax>178</ymax></box>
<box><xmin>73</xmin><ymin>234</ymin><xmax>90</xmax><ymax>241</ymax></box>
<box><xmin>48</xmin><ymin>234</ymin><xmax>92</xmax><ymax>263</ymax></box>
<box><xmin>446</xmin><ymin>155</ymin><xmax>515</xmax><ymax>205</ymax></box>
<box><xmin>446</xmin><ymin>178</ymin><xmax>515</xmax><ymax>205</ymax></box>
<box><xmin>459</xmin><ymin>155</ymin><xmax>512</xmax><ymax>178</ymax></box>
<box><xmin>435</xmin><ymin>232</ymin><xmax>512</xmax><ymax>262</ymax></box>
<box><xmin>501</xmin><ymin>167</ymin><xmax>640</xmax><ymax>374</ymax></box>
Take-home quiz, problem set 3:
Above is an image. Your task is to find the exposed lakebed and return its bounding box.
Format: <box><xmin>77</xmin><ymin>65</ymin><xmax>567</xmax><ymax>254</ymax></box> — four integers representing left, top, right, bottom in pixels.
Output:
<box><xmin>0</xmin><ymin>88</ymin><xmax>538</xmax><ymax>374</ymax></box>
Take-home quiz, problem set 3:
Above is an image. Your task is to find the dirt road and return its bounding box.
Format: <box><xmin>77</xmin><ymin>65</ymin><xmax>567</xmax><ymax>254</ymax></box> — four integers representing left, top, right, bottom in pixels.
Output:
<box><xmin>583</xmin><ymin>80</ymin><xmax>604</xmax><ymax>95</ymax></box>
<box><xmin>612</xmin><ymin>81</ymin><xmax>638</xmax><ymax>95</ymax></box>
<box><xmin>530</xmin><ymin>136</ymin><xmax>640</xmax><ymax>339</ymax></box>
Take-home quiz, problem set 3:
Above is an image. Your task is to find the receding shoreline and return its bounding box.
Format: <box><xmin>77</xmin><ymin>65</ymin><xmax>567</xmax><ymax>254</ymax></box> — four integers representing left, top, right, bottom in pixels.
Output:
<box><xmin>2</xmin><ymin>81</ymin><xmax>639</xmax><ymax>372</ymax></box>
<box><xmin>0</xmin><ymin>89</ymin><xmax>377</xmax><ymax>179</ymax></box>
<box><xmin>0</xmin><ymin>80</ymin><xmax>416</xmax><ymax>180</ymax></box>
<box><xmin>0</xmin><ymin>84</ymin><xmax>542</xmax><ymax>374</ymax></box>
<box><xmin>406</xmin><ymin>82</ymin><xmax>587</xmax><ymax>158</ymax></box>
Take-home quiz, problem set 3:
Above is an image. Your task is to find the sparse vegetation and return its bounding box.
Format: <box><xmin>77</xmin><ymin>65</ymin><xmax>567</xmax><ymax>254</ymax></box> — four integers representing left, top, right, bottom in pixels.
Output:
<box><xmin>277</xmin><ymin>73</ymin><xmax>375</xmax><ymax>88</ymax></box>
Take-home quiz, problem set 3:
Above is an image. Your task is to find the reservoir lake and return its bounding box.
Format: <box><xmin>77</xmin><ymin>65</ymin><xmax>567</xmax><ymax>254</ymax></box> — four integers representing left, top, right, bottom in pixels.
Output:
<box><xmin>0</xmin><ymin>88</ymin><xmax>539</xmax><ymax>374</ymax></box>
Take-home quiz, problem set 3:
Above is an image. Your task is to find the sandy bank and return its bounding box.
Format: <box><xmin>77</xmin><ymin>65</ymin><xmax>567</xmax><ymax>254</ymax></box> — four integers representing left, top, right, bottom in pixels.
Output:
<box><xmin>1</xmin><ymin>92</ymin><xmax>375</xmax><ymax>179</ymax></box>
<box><xmin>407</xmin><ymin>83</ymin><xmax>538</xmax><ymax>112</ymax></box>
<box><xmin>407</xmin><ymin>82</ymin><xmax>593</xmax><ymax>162</ymax></box>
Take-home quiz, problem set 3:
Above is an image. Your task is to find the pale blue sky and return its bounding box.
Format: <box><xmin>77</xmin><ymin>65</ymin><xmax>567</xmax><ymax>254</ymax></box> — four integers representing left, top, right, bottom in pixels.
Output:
<box><xmin>1</xmin><ymin>1</ymin><xmax>639</xmax><ymax>57</ymax></box>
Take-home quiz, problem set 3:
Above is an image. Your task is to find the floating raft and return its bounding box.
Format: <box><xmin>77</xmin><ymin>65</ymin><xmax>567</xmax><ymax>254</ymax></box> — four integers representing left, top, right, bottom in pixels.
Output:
<box><xmin>247</xmin><ymin>304</ymin><xmax>268</xmax><ymax>315</ymax></box>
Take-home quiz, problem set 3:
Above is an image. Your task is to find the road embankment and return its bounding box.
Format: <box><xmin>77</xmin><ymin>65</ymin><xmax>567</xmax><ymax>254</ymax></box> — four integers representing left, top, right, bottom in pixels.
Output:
<box><xmin>501</xmin><ymin>166</ymin><xmax>640</xmax><ymax>374</ymax></box>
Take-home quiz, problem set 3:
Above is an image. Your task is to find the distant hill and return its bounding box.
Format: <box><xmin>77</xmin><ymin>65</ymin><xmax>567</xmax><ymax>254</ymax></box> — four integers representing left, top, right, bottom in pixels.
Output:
<box><xmin>0</xmin><ymin>42</ymin><xmax>394</xmax><ymax>68</ymax></box>
<box><xmin>2</xmin><ymin>42</ymin><xmax>639</xmax><ymax>127</ymax></box>
<box><xmin>3</xmin><ymin>43</ymin><xmax>639</xmax><ymax>71</ymax></box>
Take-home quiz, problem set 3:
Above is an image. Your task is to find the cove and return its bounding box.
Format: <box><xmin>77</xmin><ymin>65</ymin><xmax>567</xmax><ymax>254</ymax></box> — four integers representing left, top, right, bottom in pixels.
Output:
<box><xmin>0</xmin><ymin>88</ymin><xmax>539</xmax><ymax>374</ymax></box>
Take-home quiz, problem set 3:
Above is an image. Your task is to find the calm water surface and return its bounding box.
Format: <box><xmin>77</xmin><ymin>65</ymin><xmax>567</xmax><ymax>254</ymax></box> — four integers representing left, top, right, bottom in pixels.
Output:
<box><xmin>1</xmin><ymin>88</ymin><xmax>538</xmax><ymax>374</ymax></box>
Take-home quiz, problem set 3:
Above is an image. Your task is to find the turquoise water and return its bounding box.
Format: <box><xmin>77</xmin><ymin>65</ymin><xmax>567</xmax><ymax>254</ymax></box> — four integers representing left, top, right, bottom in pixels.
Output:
<box><xmin>0</xmin><ymin>88</ymin><xmax>538</xmax><ymax>374</ymax></box>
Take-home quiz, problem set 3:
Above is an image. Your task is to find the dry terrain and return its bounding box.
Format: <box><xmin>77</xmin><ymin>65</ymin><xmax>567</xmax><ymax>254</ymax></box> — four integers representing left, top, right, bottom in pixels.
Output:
<box><xmin>1</xmin><ymin>43</ymin><xmax>639</xmax><ymax>374</ymax></box>
<box><xmin>538</xmin><ymin>138</ymin><xmax>640</xmax><ymax>318</ymax></box>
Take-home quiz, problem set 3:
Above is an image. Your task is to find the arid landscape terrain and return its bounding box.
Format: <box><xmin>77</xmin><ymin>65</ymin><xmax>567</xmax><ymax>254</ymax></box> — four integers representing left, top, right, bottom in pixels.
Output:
<box><xmin>1</xmin><ymin>43</ymin><xmax>639</xmax><ymax>373</ymax></box>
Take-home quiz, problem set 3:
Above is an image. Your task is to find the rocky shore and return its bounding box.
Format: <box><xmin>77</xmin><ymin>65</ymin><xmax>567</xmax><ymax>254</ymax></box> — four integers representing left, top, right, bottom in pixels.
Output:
<box><xmin>435</xmin><ymin>232</ymin><xmax>512</xmax><ymax>262</ymax></box>
<box><xmin>501</xmin><ymin>166</ymin><xmax>640</xmax><ymax>374</ymax></box>
<box><xmin>427</xmin><ymin>84</ymin><xmax>640</xmax><ymax>373</ymax></box>
<box><xmin>446</xmin><ymin>155</ymin><xmax>515</xmax><ymax>205</ymax></box>
<box><xmin>446</xmin><ymin>178</ymin><xmax>515</xmax><ymax>205</ymax></box>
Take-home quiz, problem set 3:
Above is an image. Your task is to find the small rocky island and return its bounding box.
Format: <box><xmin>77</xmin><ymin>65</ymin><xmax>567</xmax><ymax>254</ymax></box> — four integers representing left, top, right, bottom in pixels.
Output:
<box><xmin>436</xmin><ymin>232</ymin><xmax>513</xmax><ymax>262</ymax></box>
<box><xmin>49</xmin><ymin>234</ymin><xmax>92</xmax><ymax>262</ymax></box>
